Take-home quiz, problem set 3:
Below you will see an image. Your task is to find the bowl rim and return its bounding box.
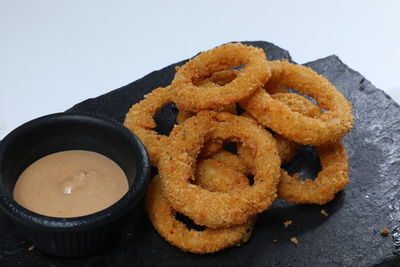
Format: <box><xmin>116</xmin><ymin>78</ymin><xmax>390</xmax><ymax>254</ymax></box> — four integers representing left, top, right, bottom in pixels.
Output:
<box><xmin>0</xmin><ymin>112</ymin><xmax>150</xmax><ymax>231</ymax></box>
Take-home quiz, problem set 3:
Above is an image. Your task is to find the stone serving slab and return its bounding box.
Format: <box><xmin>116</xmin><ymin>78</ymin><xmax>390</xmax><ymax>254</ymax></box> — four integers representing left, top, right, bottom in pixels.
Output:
<box><xmin>0</xmin><ymin>41</ymin><xmax>399</xmax><ymax>266</ymax></box>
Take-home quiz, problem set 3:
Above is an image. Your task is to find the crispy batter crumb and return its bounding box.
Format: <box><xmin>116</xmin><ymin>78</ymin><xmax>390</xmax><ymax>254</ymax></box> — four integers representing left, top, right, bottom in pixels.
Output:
<box><xmin>283</xmin><ymin>220</ymin><xmax>293</xmax><ymax>227</ymax></box>
<box><xmin>292</xmin><ymin>173</ymin><xmax>300</xmax><ymax>180</ymax></box>
<box><xmin>380</xmin><ymin>228</ymin><xmax>390</xmax><ymax>236</ymax></box>
<box><xmin>290</xmin><ymin>237</ymin><xmax>299</xmax><ymax>245</ymax></box>
<box><xmin>320</xmin><ymin>209</ymin><xmax>329</xmax><ymax>217</ymax></box>
<box><xmin>273</xmin><ymin>239</ymin><xmax>277</xmax><ymax>242</ymax></box>
<box><xmin>28</xmin><ymin>245</ymin><xmax>35</xmax><ymax>251</ymax></box>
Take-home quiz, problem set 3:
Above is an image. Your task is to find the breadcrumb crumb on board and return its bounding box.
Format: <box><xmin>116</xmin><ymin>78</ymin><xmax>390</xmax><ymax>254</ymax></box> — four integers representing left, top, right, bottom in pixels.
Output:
<box><xmin>283</xmin><ymin>220</ymin><xmax>293</xmax><ymax>227</ymax></box>
<box><xmin>290</xmin><ymin>237</ymin><xmax>299</xmax><ymax>245</ymax></box>
<box><xmin>380</xmin><ymin>228</ymin><xmax>390</xmax><ymax>236</ymax></box>
<box><xmin>320</xmin><ymin>209</ymin><xmax>329</xmax><ymax>216</ymax></box>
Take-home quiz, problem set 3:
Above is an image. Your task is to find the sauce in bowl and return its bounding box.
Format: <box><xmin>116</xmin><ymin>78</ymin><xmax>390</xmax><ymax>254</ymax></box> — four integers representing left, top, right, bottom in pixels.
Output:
<box><xmin>13</xmin><ymin>150</ymin><xmax>129</xmax><ymax>218</ymax></box>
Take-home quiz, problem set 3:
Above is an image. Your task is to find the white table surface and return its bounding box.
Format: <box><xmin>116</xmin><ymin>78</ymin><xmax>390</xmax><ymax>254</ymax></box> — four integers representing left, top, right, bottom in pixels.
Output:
<box><xmin>1</xmin><ymin>0</ymin><xmax>399</xmax><ymax>140</ymax></box>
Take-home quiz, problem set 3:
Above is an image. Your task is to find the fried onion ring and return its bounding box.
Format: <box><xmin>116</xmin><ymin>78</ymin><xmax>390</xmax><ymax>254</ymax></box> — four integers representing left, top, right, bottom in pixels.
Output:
<box><xmin>241</xmin><ymin>92</ymin><xmax>323</xmax><ymax>163</ymax></box>
<box><xmin>197</xmin><ymin>139</ymin><xmax>224</xmax><ymax>158</ymax></box>
<box><xmin>238</xmin><ymin>140</ymin><xmax>349</xmax><ymax>205</ymax></box>
<box><xmin>123</xmin><ymin>86</ymin><xmax>224</xmax><ymax>165</ymax></box>
<box><xmin>176</xmin><ymin>103</ymin><xmax>237</xmax><ymax>124</ymax></box>
<box><xmin>146</xmin><ymin>176</ymin><xmax>256</xmax><ymax>254</ymax></box>
<box><xmin>124</xmin><ymin>86</ymin><xmax>171</xmax><ymax>166</ymax></box>
<box><xmin>196</xmin><ymin>69</ymin><xmax>239</xmax><ymax>87</ymax></box>
<box><xmin>203</xmin><ymin>150</ymin><xmax>248</xmax><ymax>174</ymax></box>
<box><xmin>277</xmin><ymin>142</ymin><xmax>349</xmax><ymax>204</ymax></box>
<box><xmin>240</xmin><ymin>60</ymin><xmax>354</xmax><ymax>145</ymax></box>
<box><xmin>175</xmin><ymin>69</ymin><xmax>238</xmax><ymax>157</ymax></box>
<box><xmin>240</xmin><ymin>112</ymin><xmax>299</xmax><ymax>164</ymax></box>
<box><xmin>271</xmin><ymin>93</ymin><xmax>321</xmax><ymax>119</ymax></box>
<box><xmin>176</xmin><ymin>69</ymin><xmax>239</xmax><ymax>124</ymax></box>
<box><xmin>263</xmin><ymin>81</ymin><xmax>287</xmax><ymax>94</ymax></box>
<box><xmin>159</xmin><ymin>111</ymin><xmax>281</xmax><ymax>228</ymax></box>
<box><xmin>171</xmin><ymin>43</ymin><xmax>271</xmax><ymax>111</ymax></box>
<box><xmin>194</xmin><ymin>152</ymin><xmax>249</xmax><ymax>192</ymax></box>
<box><xmin>236</xmin><ymin>131</ymin><xmax>299</xmax><ymax>166</ymax></box>
<box><xmin>176</xmin><ymin>102</ymin><xmax>237</xmax><ymax>159</ymax></box>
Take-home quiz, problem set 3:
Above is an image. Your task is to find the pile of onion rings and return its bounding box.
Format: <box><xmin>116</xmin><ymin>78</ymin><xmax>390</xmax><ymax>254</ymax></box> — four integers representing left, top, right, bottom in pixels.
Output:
<box><xmin>124</xmin><ymin>43</ymin><xmax>354</xmax><ymax>254</ymax></box>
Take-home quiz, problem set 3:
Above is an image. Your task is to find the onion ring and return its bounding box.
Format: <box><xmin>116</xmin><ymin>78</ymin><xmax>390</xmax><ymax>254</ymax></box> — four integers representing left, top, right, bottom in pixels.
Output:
<box><xmin>263</xmin><ymin>81</ymin><xmax>287</xmax><ymax>94</ymax></box>
<box><xmin>146</xmin><ymin>176</ymin><xmax>256</xmax><ymax>254</ymax></box>
<box><xmin>237</xmin><ymin>140</ymin><xmax>349</xmax><ymax>204</ymax></box>
<box><xmin>176</xmin><ymin>103</ymin><xmax>237</xmax><ymax>159</ymax></box>
<box><xmin>261</xmin><ymin>82</ymin><xmax>322</xmax><ymax>118</ymax></box>
<box><xmin>271</xmin><ymin>92</ymin><xmax>321</xmax><ymax>119</ymax></box>
<box><xmin>241</xmin><ymin>92</ymin><xmax>322</xmax><ymax>163</ymax></box>
<box><xmin>273</xmin><ymin>134</ymin><xmax>300</xmax><ymax>165</ymax></box>
<box><xmin>176</xmin><ymin>104</ymin><xmax>237</xmax><ymax>153</ymax></box>
<box><xmin>240</xmin><ymin>60</ymin><xmax>354</xmax><ymax>145</ymax></box>
<box><xmin>196</xmin><ymin>69</ymin><xmax>239</xmax><ymax>87</ymax></box>
<box><xmin>171</xmin><ymin>43</ymin><xmax>271</xmax><ymax>111</ymax></box>
<box><xmin>198</xmin><ymin>91</ymin><xmax>324</xmax><ymax>176</ymax></box>
<box><xmin>123</xmin><ymin>86</ymin><xmax>224</xmax><ymax>165</ymax></box>
<box><xmin>241</xmin><ymin>111</ymin><xmax>300</xmax><ymax>164</ymax></box>
<box><xmin>159</xmin><ymin>111</ymin><xmax>281</xmax><ymax>228</ymax></box>
<box><xmin>203</xmin><ymin>150</ymin><xmax>248</xmax><ymax>174</ymax></box>
<box><xmin>176</xmin><ymin>103</ymin><xmax>237</xmax><ymax>124</ymax></box>
<box><xmin>194</xmin><ymin>152</ymin><xmax>249</xmax><ymax>192</ymax></box>
<box><xmin>176</xmin><ymin>67</ymin><xmax>238</xmax><ymax>158</ymax></box>
<box><xmin>197</xmin><ymin>139</ymin><xmax>224</xmax><ymax>159</ymax></box>
<box><xmin>175</xmin><ymin>69</ymin><xmax>238</xmax><ymax>157</ymax></box>
<box><xmin>176</xmin><ymin>69</ymin><xmax>239</xmax><ymax>124</ymax></box>
<box><xmin>278</xmin><ymin>142</ymin><xmax>349</xmax><ymax>204</ymax></box>
<box><xmin>124</xmin><ymin>86</ymin><xmax>171</xmax><ymax>166</ymax></box>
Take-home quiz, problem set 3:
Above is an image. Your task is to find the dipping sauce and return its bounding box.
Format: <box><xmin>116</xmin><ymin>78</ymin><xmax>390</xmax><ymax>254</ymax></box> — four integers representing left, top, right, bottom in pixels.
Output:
<box><xmin>13</xmin><ymin>150</ymin><xmax>129</xmax><ymax>218</ymax></box>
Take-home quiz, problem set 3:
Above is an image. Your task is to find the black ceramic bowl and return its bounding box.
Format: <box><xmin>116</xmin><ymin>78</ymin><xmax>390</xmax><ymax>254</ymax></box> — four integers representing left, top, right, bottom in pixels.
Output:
<box><xmin>0</xmin><ymin>112</ymin><xmax>150</xmax><ymax>257</ymax></box>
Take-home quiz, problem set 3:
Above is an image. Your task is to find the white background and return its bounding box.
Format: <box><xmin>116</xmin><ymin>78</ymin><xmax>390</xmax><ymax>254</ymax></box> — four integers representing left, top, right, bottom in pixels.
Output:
<box><xmin>1</xmin><ymin>0</ymin><xmax>399</xmax><ymax>140</ymax></box>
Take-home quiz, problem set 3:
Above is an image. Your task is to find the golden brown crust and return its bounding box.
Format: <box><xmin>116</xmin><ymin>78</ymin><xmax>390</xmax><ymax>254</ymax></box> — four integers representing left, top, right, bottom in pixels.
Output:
<box><xmin>159</xmin><ymin>111</ymin><xmax>281</xmax><ymax>228</ymax></box>
<box><xmin>240</xmin><ymin>60</ymin><xmax>354</xmax><ymax>145</ymax></box>
<box><xmin>271</xmin><ymin>93</ymin><xmax>321</xmax><ymax>119</ymax></box>
<box><xmin>204</xmin><ymin>150</ymin><xmax>249</xmax><ymax>174</ymax></box>
<box><xmin>195</xmin><ymin>69</ymin><xmax>239</xmax><ymax>87</ymax></box>
<box><xmin>123</xmin><ymin>86</ymin><xmax>171</xmax><ymax>166</ymax></box>
<box><xmin>146</xmin><ymin>176</ymin><xmax>256</xmax><ymax>254</ymax></box>
<box><xmin>176</xmin><ymin>103</ymin><xmax>237</xmax><ymax>124</ymax></box>
<box><xmin>175</xmin><ymin>69</ymin><xmax>238</xmax><ymax>124</ymax></box>
<box><xmin>171</xmin><ymin>43</ymin><xmax>271</xmax><ymax>111</ymax></box>
<box><xmin>278</xmin><ymin>142</ymin><xmax>349</xmax><ymax>204</ymax></box>
<box><xmin>194</xmin><ymin>152</ymin><xmax>249</xmax><ymax>192</ymax></box>
<box><xmin>240</xmin><ymin>89</ymin><xmax>324</xmax><ymax>165</ymax></box>
<box><xmin>239</xmin><ymin>140</ymin><xmax>349</xmax><ymax>205</ymax></box>
<box><xmin>240</xmin><ymin>111</ymin><xmax>301</xmax><ymax>165</ymax></box>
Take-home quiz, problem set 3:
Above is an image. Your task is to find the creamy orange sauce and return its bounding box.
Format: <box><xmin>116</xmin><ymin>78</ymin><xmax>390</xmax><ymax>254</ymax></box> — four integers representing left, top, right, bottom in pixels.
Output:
<box><xmin>13</xmin><ymin>150</ymin><xmax>129</xmax><ymax>218</ymax></box>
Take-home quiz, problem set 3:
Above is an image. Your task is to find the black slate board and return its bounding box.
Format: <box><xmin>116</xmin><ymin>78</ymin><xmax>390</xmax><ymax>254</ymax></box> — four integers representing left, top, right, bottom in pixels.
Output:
<box><xmin>1</xmin><ymin>41</ymin><xmax>400</xmax><ymax>266</ymax></box>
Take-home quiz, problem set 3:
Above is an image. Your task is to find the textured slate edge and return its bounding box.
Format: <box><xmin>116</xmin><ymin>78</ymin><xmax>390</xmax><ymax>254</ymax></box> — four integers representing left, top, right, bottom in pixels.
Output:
<box><xmin>306</xmin><ymin>55</ymin><xmax>398</xmax><ymax>106</ymax></box>
<box><xmin>305</xmin><ymin>55</ymin><xmax>400</xmax><ymax>265</ymax></box>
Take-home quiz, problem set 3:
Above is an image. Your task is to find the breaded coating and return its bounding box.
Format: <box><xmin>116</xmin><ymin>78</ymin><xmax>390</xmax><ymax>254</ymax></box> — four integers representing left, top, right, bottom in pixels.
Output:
<box><xmin>146</xmin><ymin>176</ymin><xmax>256</xmax><ymax>254</ymax></box>
<box><xmin>240</xmin><ymin>60</ymin><xmax>354</xmax><ymax>145</ymax></box>
<box><xmin>159</xmin><ymin>111</ymin><xmax>281</xmax><ymax>228</ymax></box>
